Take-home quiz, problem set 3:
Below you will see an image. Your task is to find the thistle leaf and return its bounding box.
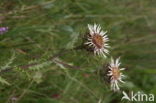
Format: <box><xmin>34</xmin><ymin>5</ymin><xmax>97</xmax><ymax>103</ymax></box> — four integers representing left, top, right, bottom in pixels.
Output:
<box><xmin>0</xmin><ymin>76</ymin><xmax>10</xmax><ymax>85</ymax></box>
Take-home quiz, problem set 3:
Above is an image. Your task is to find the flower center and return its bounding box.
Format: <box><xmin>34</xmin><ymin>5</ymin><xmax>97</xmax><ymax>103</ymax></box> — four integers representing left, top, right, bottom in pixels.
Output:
<box><xmin>112</xmin><ymin>67</ymin><xmax>120</xmax><ymax>80</ymax></box>
<box><xmin>92</xmin><ymin>34</ymin><xmax>104</xmax><ymax>49</ymax></box>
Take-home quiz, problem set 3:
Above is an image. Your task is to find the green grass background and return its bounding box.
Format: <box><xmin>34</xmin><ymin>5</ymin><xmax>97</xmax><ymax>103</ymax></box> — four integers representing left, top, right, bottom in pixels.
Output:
<box><xmin>0</xmin><ymin>0</ymin><xmax>156</xmax><ymax>103</ymax></box>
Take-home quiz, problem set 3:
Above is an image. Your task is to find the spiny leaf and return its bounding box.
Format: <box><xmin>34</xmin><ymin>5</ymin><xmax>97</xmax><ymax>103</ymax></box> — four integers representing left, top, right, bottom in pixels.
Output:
<box><xmin>0</xmin><ymin>76</ymin><xmax>10</xmax><ymax>85</ymax></box>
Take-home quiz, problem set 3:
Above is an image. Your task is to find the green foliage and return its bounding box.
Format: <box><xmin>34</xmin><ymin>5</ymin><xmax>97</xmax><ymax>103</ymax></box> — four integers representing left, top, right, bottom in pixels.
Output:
<box><xmin>0</xmin><ymin>76</ymin><xmax>10</xmax><ymax>85</ymax></box>
<box><xmin>0</xmin><ymin>0</ymin><xmax>156</xmax><ymax>103</ymax></box>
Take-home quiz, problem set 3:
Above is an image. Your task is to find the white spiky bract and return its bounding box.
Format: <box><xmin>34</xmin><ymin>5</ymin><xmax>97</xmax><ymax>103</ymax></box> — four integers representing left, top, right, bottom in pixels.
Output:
<box><xmin>107</xmin><ymin>57</ymin><xmax>125</xmax><ymax>91</ymax></box>
<box><xmin>85</xmin><ymin>24</ymin><xmax>110</xmax><ymax>58</ymax></box>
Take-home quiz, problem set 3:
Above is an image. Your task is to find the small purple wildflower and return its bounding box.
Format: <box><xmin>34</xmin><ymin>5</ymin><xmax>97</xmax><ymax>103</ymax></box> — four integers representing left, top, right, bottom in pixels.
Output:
<box><xmin>0</xmin><ymin>27</ymin><xmax>8</xmax><ymax>35</ymax></box>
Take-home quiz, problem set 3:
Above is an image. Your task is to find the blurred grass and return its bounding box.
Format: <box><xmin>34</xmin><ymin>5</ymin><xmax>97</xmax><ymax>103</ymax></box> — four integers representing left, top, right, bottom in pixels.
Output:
<box><xmin>0</xmin><ymin>0</ymin><xmax>156</xmax><ymax>103</ymax></box>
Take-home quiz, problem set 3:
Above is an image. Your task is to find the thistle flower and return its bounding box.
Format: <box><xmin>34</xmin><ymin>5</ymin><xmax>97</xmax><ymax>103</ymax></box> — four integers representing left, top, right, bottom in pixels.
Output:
<box><xmin>85</xmin><ymin>24</ymin><xmax>110</xmax><ymax>57</ymax></box>
<box><xmin>107</xmin><ymin>57</ymin><xmax>125</xmax><ymax>91</ymax></box>
<box><xmin>0</xmin><ymin>27</ymin><xmax>8</xmax><ymax>35</ymax></box>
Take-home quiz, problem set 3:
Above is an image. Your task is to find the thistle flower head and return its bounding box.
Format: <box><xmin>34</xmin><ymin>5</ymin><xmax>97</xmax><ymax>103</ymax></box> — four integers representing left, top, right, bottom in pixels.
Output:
<box><xmin>85</xmin><ymin>24</ymin><xmax>110</xmax><ymax>58</ymax></box>
<box><xmin>0</xmin><ymin>27</ymin><xmax>8</xmax><ymax>35</ymax></box>
<box><xmin>107</xmin><ymin>57</ymin><xmax>125</xmax><ymax>91</ymax></box>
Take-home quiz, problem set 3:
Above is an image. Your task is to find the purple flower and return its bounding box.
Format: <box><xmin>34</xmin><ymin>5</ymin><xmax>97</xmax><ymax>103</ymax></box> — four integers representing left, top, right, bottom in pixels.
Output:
<box><xmin>0</xmin><ymin>27</ymin><xmax>8</xmax><ymax>35</ymax></box>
